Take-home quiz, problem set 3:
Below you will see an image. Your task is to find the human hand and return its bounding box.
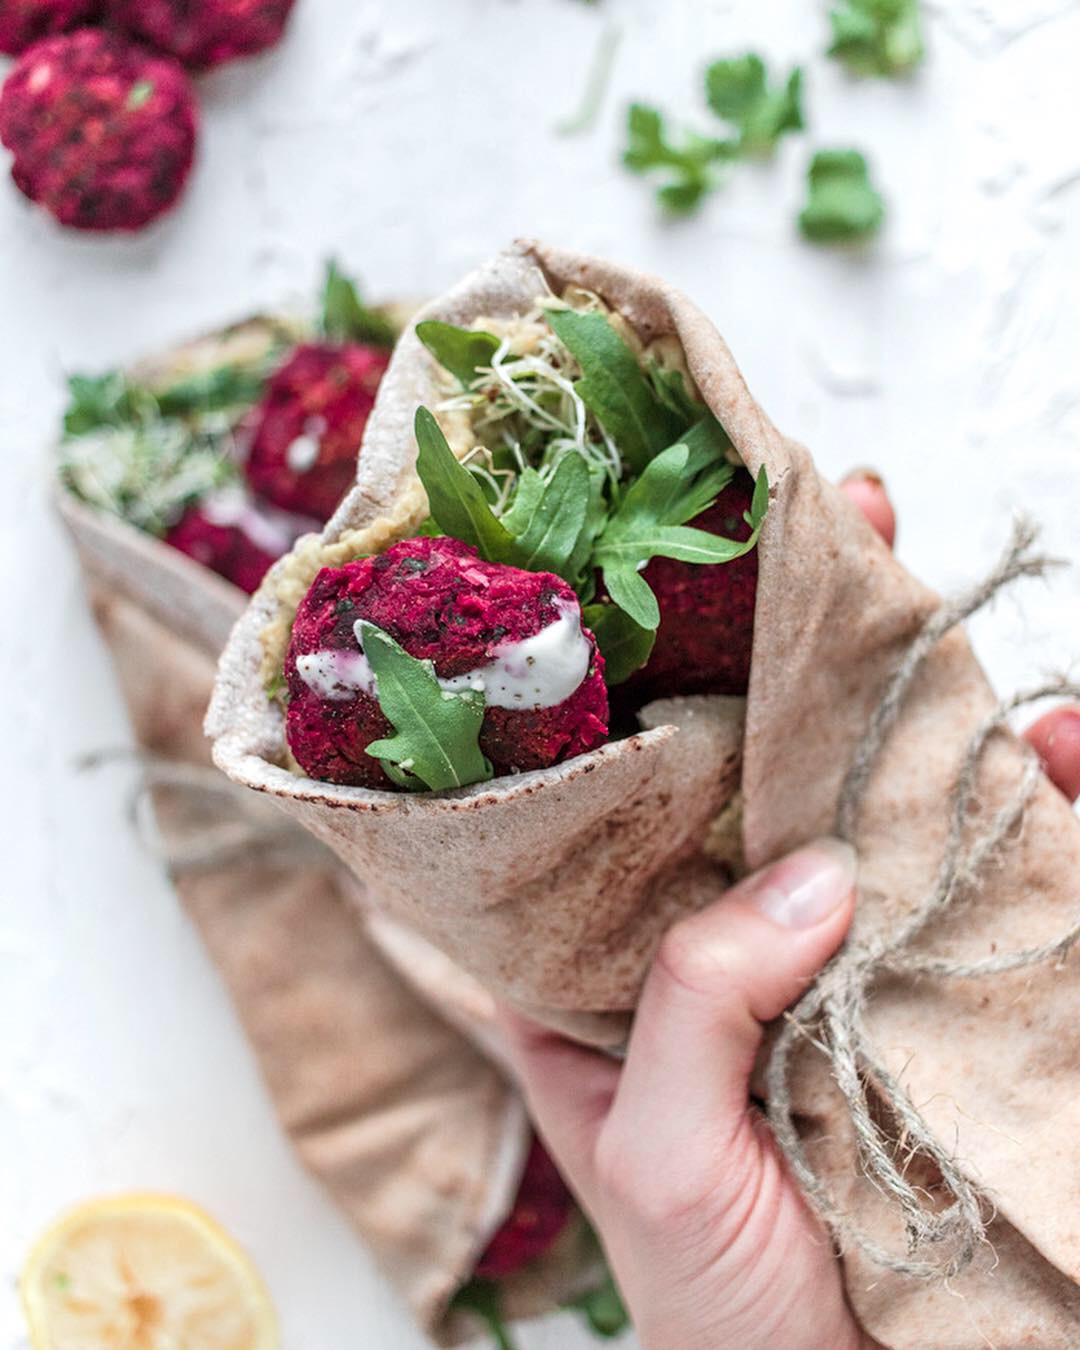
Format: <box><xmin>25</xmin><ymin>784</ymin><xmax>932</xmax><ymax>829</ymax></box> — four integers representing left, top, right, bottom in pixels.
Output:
<box><xmin>501</xmin><ymin>472</ymin><xmax>1080</xmax><ymax>1350</ymax></box>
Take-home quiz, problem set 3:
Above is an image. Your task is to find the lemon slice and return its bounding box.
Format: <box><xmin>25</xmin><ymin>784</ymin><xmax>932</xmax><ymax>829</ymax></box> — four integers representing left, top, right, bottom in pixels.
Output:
<box><xmin>20</xmin><ymin>1193</ymin><xmax>279</xmax><ymax>1349</ymax></box>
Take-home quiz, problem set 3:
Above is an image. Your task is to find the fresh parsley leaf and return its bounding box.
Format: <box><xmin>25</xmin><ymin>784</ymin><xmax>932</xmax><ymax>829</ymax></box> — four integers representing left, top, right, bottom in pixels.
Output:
<box><xmin>828</xmin><ymin>0</ymin><xmax>923</xmax><ymax>77</ymax></box>
<box><xmin>544</xmin><ymin>307</ymin><xmax>686</xmax><ymax>475</ymax></box>
<box><xmin>499</xmin><ymin>453</ymin><xmax>590</xmax><ymax>575</ymax></box>
<box><xmin>321</xmin><ymin>259</ymin><xmax>397</xmax><ymax>348</ymax></box>
<box><xmin>583</xmin><ymin>602</ymin><xmax>655</xmax><ymax>685</ymax></box>
<box><xmin>414</xmin><ymin>408</ymin><xmax>517</xmax><ymax>563</ymax></box>
<box><xmin>705</xmin><ymin>54</ymin><xmax>804</xmax><ymax>158</ymax></box>
<box><xmin>359</xmin><ymin>621</ymin><xmax>493</xmax><ymax>793</ymax></box>
<box><xmin>451</xmin><ymin>1278</ymin><xmax>517</xmax><ymax>1350</ymax></box>
<box><xmin>416</xmin><ymin>320</ymin><xmax>500</xmax><ymax>388</ymax></box>
<box><xmin>623</xmin><ymin>103</ymin><xmax>734</xmax><ymax>215</ymax></box>
<box><xmin>595</xmin><ymin>445</ymin><xmax>767</xmax><ymax>631</ymax></box>
<box><xmin>563</xmin><ymin>1272</ymin><xmax>630</xmax><ymax>1339</ymax></box>
<box><xmin>799</xmin><ymin>149</ymin><xmax>885</xmax><ymax>243</ymax></box>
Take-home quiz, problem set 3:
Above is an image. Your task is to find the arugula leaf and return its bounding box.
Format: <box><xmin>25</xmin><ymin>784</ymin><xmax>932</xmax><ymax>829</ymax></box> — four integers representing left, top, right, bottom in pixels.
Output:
<box><xmin>544</xmin><ymin>308</ymin><xmax>685</xmax><ymax>475</ymax></box>
<box><xmin>648</xmin><ymin>362</ymin><xmax>705</xmax><ymax>426</ymax></box>
<box><xmin>583</xmin><ymin>602</ymin><xmax>655</xmax><ymax>685</ymax></box>
<box><xmin>451</xmin><ymin>1279</ymin><xmax>517</xmax><ymax>1350</ymax></box>
<box><xmin>623</xmin><ymin>103</ymin><xmax>734</xmax><ymax>214</ymax></box>
<box><xmin>155</xmin><ymin>364</ymin><xmax>269</xmax><ymax>417</ymax></box>
<box><xmin>321</xmin><ymin>259</ymin><xmax>397</xmax><ymax>348</ymax></box>
<box><xmin>799</xmin><ymin>149</ymin><xmax>885</xmax><ymax>243</ymax></box>
<box><xmin>563</xmin><ymin>1273</ymin><xmax>630</xmax><ymax>1339</ymax></box>
<box><xmin>416</xmin><ymin>320</ymin><xmax>500</xmax><ymax>388</ymax></box>
<box><xmin>595</xmin><ymin>446</ymin><xmax>768</xmax><ymax>630</ymax></box>
<box><xmin>414</xmin><ymin>408</ymin><xmax>517</xmax><ymax>562</ymax></box>
<box><xmin>500</xmin><ymin>453</ymin><xmax>590</xmax><ymax>575</ymax></box>
<box><xmin>828</xmin><ymin>0</ymin><xmax>923</xmax><ymax>77</ymax></box>
<box><xmin>705</xmin><ymin>54</ymin><xmax>804</xmax><ymax>157</ymax></box>
<box><xmin>359</xmin><ymin>622</ymin><xmax>493</xmax><ymax>793</ymax></box>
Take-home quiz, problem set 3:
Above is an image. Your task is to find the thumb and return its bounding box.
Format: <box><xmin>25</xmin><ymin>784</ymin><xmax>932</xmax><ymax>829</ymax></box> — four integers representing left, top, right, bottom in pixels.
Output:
<box><xmin>606</xmin><ymin>840</ymin><xmax>857</xmax><ymax>1178</ymax></box>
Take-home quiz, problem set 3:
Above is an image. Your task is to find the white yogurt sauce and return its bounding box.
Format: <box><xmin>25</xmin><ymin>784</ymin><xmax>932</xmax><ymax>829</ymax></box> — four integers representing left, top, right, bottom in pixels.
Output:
<box><xmin>285</xmin><ymin>416</ymin><xmax>328</xmax><ymax>473</ymax></box>
<box><xmin>295</xmin><ymin>597</ymin><xmax>591</xmax><ymax>709</ymax></box>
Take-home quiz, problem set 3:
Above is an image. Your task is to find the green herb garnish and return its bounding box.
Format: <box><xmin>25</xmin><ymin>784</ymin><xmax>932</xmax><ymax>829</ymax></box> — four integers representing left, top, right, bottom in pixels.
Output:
<box><xmin>321</xmin><ymin>259</ymin><xmax>397</xmax><ymax>348</ymax></box>
<box><xmin>594</xmin><ymin>440</ymin><xmax>767</xmax><ymax>631</ymax></box>
<box><xmin>417</xmin><ymin>303</ymin><xmax>766</xmax><ymax>681</ymax></box>
<box><xmin>582</xmin><ymin>603</ymin><xmax>655</xmax><ymax>686</ymax></box>
<box><xmin>828</xmin><ymin>0</ymin><xmax>923</xmax><ymax>77</ymax></box>
<box><xmin>416</xmin><ymin>321</ymin><xmax>500</xmax><ymax>387</ymax></box>
<box><xmin>799</xmin><ymin>148</ymin><xmax>885</xmax><ymax>243</ymax></box>
<box><xmin>360</xmin><ymin>621</ymin><xmax>493</xmax><ymax>792</ymax></box>
<box><xmin>623</xmin><ymin>52</ymin><xmax>802</xmax><ymax>213</ymax></box>
<box><xmin>622</xmin><ymin>103</ymin><xmax>734</xmax><ymax>215</ymax></box>
<box><xmin>451</xmin><ymin>1278</ymin><xmax>517</xmax><ymax>1350</ymax></box>
<box><xmin>704</xmin><ymin>54</ymin><xmax>804</xmax><ymax>157</ymax></box>
<box><xmin>544</xmin><ymin>307</ymin><xmax>684</xmax><ymax>475</ymax></box>
<box><xmin>563</xmin><ymin>1272</ymin><xmax>630</xmax><ymax>1338</ymax></box>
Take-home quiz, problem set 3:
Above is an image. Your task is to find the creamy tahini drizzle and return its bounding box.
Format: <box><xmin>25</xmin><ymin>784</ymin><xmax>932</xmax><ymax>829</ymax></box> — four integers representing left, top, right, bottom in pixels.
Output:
<box><xmin>295</xmin><ymin>597</ymin><xmax>591</xmax><ymax>710</ymax></box>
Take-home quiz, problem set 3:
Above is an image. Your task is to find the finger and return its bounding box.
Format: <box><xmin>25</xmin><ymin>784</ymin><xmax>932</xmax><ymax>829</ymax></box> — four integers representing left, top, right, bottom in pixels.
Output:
<box><xmin>608</xmin><ymin>840</ymin><xmax>857</xmax><ymax>1169</ymax></box>
<box><xmin>1024</xmin><ymin>707</ymin><xmax>1080</xmax><ymax>802</ymax></box>
<box><xmin>841</xmin><ymin>468</ymin><xmax>896</xmax><ymax>548</ymax></box>
<box><xmin>498</xmin><ymin>1008</ymin><xmax>619</xmax><ymax>1207</ymax></box>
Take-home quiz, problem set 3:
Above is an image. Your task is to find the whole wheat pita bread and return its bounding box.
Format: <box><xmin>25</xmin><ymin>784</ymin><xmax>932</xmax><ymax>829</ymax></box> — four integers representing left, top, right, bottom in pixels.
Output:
<box><xmin>207</xmin><ymin>242</ymin><xmax>1080</xmax><ymax>1345</ymax></box>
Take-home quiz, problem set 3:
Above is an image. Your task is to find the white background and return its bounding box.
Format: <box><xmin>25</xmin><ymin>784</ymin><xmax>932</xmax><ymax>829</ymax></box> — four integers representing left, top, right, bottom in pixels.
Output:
<box><xmin>2</xmin><ymin>1</ymin><xmax>1079</xmax><ymax>1346</ymax></box>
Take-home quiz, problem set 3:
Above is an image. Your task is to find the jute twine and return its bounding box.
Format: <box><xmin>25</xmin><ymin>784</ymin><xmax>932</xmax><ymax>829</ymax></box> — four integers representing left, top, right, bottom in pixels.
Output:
<box><xmin>81</xmin><ymin>523</ymin><xmax>1078</xmax><ymax>1281</ymax></box>
<box><xmin>764</xmin><ymin>520</ymin><xmax>1080</xmax><ymax>1280</ymax></box>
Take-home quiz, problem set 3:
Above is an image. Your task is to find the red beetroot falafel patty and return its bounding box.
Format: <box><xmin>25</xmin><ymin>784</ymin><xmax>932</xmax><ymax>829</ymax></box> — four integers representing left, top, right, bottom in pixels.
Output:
<box><xmin>285</xmin><ymin>536</ymin><xmax>609</xmax><ymax>789</ymax></box>
<box><xmin>0</xmin><ymin>0</ymin><xmax>100</xmax><ymax>57</ymax></box>
<box><xmin>0</xmin><ymin>28</ymin><xmax>197</xmax><ymax>231</ymax></box>
<box><xmin>165</xmin><ymin>499</ymin><xmax>280</xmax><ymax>594</ymax></box>
<box><xmin>104</xmin><ymin>0</ymin><xmax>295</xmax><ymax>70</ymax></box>
<box><xmin>624</xmin><ymin>471</ymin><xmax>759</xmax><ymax>702</ymax></box>
<box><xmin>474</xmin><ymin>1136</ymin><xmax>575</xmax><ymax>1280</ymax></box>
<box><xmin>245</xmin><ymin>342</ymin><xmax>390</xmax><ymax>521</ymax></box>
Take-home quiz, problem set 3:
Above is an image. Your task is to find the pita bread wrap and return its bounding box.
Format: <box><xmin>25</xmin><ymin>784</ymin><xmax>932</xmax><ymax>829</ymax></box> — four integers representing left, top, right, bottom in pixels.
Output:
<box><xmin>57</xmin><ymin>330</ymin><xmax>610</xmax><ymax>1346</ymax></box>
<box><xmin>208</xmin><ymin>242</ymin><xmax>1080</xmax><ymax>1346</ymax></box>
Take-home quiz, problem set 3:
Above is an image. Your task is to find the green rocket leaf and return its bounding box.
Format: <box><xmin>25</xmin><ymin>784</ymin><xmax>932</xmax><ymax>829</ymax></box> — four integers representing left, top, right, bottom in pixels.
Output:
<box><xmin>321</xmin><ymin>259</ymin><xmax>397</xmax><ymax>348</ymax></box>
<box><xmin>359</xmin><ymin>622</ymin><xmax>493</xmax><ymax>793</ymax></box>
<box><xmin>416</xmin><ymin>320</ymin><xmax>501</xmax><ymax>388</ymax></box>
<box><xmin>414</xmin><ymin>408</ymin><xmax>517</xmax><ymax>563</ymax></box>
<box><xmin>544</xmin><ymin>307</ymin><xmax>685</xmax><ymax>474</ymax></box>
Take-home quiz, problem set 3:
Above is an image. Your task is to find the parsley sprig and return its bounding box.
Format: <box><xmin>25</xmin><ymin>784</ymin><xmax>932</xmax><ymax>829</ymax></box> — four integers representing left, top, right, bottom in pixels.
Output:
<box><xmin>799</xmin><ymin>149</ymin><xmax>885</xmax><ymax>243</ymax></box>
<box><xmin>623</xmin><ymin>52</ymin><xmax>804</xmax><ymax>214</ymax></box>
<box><xmin>828</xmin><ymin>0</ymin><xmax>923</xmax><ymax>78</ymax></box>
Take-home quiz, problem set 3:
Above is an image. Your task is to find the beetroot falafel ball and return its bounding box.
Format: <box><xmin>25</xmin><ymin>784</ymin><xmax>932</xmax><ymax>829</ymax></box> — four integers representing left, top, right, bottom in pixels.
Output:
<box><xmin>0</xmin><ymin>0</ymin><xmax>100</xmax><ymax>57</ymax></box>
<box><xmin>105</xmin><ymin>0</ymin><xmax>295</xmax><ymax>70</ymax></box>
<box><xmin>624</xmin><ymin>470</ymin><xmax>759</xmax><ymax>702</ymax></box>
<box><xmin>474</xmin><ymin>1136</ymin><xmax>574</xmax><ymax>1280</ymax></box>
<box><xmin>0</xmin><ymin>29</ymin><xmax>197</xmax><ymax>231</ymax></box>
<box><xmin>165</xmin><ymin>501</ymin><xmax>279</xmax><ymax>594</ymax></box>
<box><xmin>244</xmin><ymin>341</ymin><xmax>390</xmax><ymax>521</ymax></box>
<box><xmin>285</xmin><ymin>536</ymin><xmax>609</xmax><ymax>789</ymax></box>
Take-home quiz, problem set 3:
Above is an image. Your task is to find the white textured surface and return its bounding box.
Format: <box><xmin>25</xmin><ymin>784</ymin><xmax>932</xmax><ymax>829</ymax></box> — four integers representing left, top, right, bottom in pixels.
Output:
<box><xmin>2</xmin><ymin>1</ymin><xmax>1079</xmax><ymax>1346</ymax></box>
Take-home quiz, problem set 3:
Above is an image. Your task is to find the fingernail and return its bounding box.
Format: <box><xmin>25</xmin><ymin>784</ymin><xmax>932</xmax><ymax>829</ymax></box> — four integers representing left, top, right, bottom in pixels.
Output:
<box><xmin>750</xmin><ymin>838</ymin><xmax>857</xmax><ymax>929</ymax></box>
<box><xmin>842</xmin><ymin>466</ymin><xmax>885</xmax><ymax>488</ymax></box>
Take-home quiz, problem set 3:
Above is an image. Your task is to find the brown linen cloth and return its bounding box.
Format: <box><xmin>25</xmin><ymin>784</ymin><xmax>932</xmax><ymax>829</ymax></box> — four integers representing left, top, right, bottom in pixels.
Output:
<box><xmin>207</xmin><ymin>242</ymin><xmax>1080</xmax><ymax>1346</ymax></box>
<box><xmin>61</xmin><ymin>495</ymin><xmax>610</xmax><ymax>1346</ymax></box>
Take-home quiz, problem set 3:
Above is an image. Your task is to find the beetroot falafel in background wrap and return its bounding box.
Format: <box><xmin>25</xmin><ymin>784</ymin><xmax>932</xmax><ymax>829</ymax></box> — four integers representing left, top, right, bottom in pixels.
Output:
<box><xmin>60</xmin><ymin>297</ymin><xmax>629</xmax><ymax>1347</ymax></box>
<box><xmin>209</xmin><ymin>241</ymin><xmax>1080</xmax><ymax>1347</ymax></box>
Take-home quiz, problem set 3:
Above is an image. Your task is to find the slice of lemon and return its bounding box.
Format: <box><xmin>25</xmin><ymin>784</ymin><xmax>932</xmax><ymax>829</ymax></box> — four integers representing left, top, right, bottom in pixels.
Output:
<box><xmin>20</xmin><ymin>1192</ymin><xmax>279</xmax><ymax>1350</ymax></box>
